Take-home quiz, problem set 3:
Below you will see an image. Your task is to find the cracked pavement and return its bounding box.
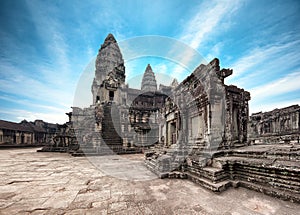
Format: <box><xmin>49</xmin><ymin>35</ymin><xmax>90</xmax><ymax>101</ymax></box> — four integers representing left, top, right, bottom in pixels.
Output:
<box><xmin>0</xmin><ymin>148</ymin><xmax>299</xmax><ymax>215</ymax></box>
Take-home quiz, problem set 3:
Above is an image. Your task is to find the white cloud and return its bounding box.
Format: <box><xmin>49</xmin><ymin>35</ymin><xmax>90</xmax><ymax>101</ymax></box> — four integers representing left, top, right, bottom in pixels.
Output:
<box><xmin>170</xmin><ymin>0</ymin><xmax>241</xmax><ymax>76</ymax></box>
<box><xmin>250</xmin><ymin>71</ymin><xmax>300</xmax><ymax>100</ymax></box>
<box><xmin>152</xmin><ymin>64</ymin><xmax>167</xmax><ymax>74</ymax></box>
<box><xmin>248</xmin><ymin>71</ymin><xmax>300</xmax><ymax>114</ymax></box>
<box><xmin>205</xmin><ymin>42</ymin><xmax>224</xmax><ymax>61</ymax></box>
<box><xmin>73</xmin><ymin>58</ymin><xmax>95</xmax><ymax>108</ymax></box>
<box><xmin>0</xmin><ymin>108</ymin><xmax>68</xmax><ymax>124</ymax></box>
<box><xmin>0</xmin><ymin>94</ymin><xmax>68</xmax><ymax>113</ymax></box>
<box><xmin>180</xmin><ymin>1</ymin><xmax>240</xmax><ymax>50</ymax></box>
<box><xmin>227</xmin><ymin>39</ymin><xmax>300</xmax><ymax>82</ymax></box>
<box><xmin>0</xmin><ymin>62</ymin><xmax>73</xmax><ymax>108</ymax></box>
<box><xmin>0</xmin><ymin>0</ymin><xmax>89</xmax><ymax>123</ymax></box>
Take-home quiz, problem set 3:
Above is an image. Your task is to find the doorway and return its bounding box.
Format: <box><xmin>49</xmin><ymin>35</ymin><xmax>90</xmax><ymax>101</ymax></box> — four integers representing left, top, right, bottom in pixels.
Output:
<box><xmin>109</xmin><ymin>91</ymin><xmax>114</xmax><ymax>101</ymax></box>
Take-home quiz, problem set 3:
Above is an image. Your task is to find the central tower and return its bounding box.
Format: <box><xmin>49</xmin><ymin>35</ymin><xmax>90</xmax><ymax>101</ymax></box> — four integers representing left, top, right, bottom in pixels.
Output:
<box><xmin>91</xmin><ymin>33</ymin><xmax>125</xmax><ymax>104</ymax></box>
<box><xmin>141</xmin><ymin>64</ymin><xmax>157</xmax><ymax>92</ymax></box>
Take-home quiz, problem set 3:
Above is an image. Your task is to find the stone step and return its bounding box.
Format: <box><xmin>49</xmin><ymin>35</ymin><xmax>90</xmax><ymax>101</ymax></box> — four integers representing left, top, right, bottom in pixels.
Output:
<box><xmin>37</xmin><ymin>146</ymin><xmax>68</xmax><ymax>153</ymax></box>
<box><xmin>102</xmin><ymin>136</ymin><xmax>122</xmax><ymax>139</ymax></box>
<box><xmin>215</xmin><ymin>156</ymin><xmax>300</xmax><ymax>172</ymax></box>
<box><xmin>235</xmin><ymin>173</ymin><xmax>300</xmax><ymax>194</ymax></box>
<box><xmin>72</xmin><ymin>147</ymin><xmax>142</xmax><ymax>157</ymax></box>
<box><xmin>185</xmin><ymin>172</ymin><xmax>231</xmax><ymax>192</ymax></box>
<box><xmin>102</xmin><ymin>136</ymin><xmax>121</xmax><ymax>140</ymax></box>
<box><xmin>93</xmin><ymin>103</ymin><xmax>123</xmax><ymax>151</ymax></box>
<box><xmin>226</xmin><ymin>149</ymin><xmax>300</xmax><ymax>161</ymax></box>
<box><xmin>202</xmin><ymin>166</ymin><xmax>225</xmax><ymax>174</ymax></box>
<box><xmin>168</xmin><ymin>171</ymin><xmax>188</xmax><ymax>179</ymax></box>
<box><xmin>72</xmin><ymin>151</ymin><xmax>114</xmax><ymax>157</ymax></box>
<box><xmin>145</xmin><ymin>160</ymin><xmax>169</xmax><ymax>178</ymax></box>
<box><xmin>102</xmin><ymin>141</ymin><xmax>122</xmax><ymax>144</ymax></box>
<box><xmin>239</xmin><ymin>180</ymin><xmax>300</xmax><ymax>203</ymax></box>
<box><xmin>214</xmin><ymin>156</ymin><xmax>300</xmax><ymax>197</ymax></box>
<box><xmin>101</xmin><ymin>139</ymin><xmax>122</xmax><ymax>142</ymax></box>
<box><xmin>186</xmin><ymin>166</ymin><xmax>228</xmax><ymax>183</ymax></box>
<box><xmin>233</xmin><ymin>165</ymin><xmax>300</xmax><ymax>183</ymax></box>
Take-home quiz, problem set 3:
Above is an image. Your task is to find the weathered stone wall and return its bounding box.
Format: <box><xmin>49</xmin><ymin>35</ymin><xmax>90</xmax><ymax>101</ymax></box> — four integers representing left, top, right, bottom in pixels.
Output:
<box><xmin>71</xmin><ymin>106</ymin><xmax>98</xmax><ymax>147</ymax></box>
<box><xmin>157</xmin><ymin>58</ymin><xmax>250</xmax><ymax>152</ymax></box>
<box><xmin>248</xmin><ymin>105</ymin><xmax>300</xmax><ymax>144</ymax></box>
<box><xmin>145</xmin><ymin>58</ymin><xmax>251</xmax><ymax>180</ymax></box>
<box><xmin>224</xmin><ymin>85</ymin><xmax>250</xmax><ymax>148</ymax></box>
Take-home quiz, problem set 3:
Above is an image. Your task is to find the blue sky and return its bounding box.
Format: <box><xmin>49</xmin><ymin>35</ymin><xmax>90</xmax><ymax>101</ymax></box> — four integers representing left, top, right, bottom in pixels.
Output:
<box><xmin>0</xmin><ymin>0</ymin><xmax>300</xmax><ymax>123</ymax></box>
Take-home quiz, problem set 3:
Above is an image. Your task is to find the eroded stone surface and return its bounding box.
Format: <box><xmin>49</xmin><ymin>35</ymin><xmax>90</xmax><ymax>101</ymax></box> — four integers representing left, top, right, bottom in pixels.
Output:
<box><xmin>249</xmin><ymin>105</ymin><xmax>300</xmax><ymax>144</ymax></box>
<box><xmin>0</xmin><ymin>148</ymin><xmax>300</xmax><ymax>215</ymax></box>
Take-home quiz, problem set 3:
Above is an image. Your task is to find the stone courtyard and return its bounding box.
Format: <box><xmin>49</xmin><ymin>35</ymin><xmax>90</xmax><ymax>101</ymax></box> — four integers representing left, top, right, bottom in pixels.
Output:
<box><xmin>0</xmin><ymin>148</ymin><xmax>299</xmax><ymax>215</ymax></box>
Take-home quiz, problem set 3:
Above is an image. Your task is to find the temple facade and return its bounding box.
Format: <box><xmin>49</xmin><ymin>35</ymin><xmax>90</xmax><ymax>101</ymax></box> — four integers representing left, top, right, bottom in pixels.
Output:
<box><xmin>248</xmin><ymin>105</ymin><xmax>300</xmax><ymax>144</ymax></box>
<box><xmin>70</xmin><ymin>33</ymin><xmax>251</xmax><ymax>156</ymax></box>
<box><xmin>71</xmin><ymin>34</ymin><xmax>167</xmax><ymax>154</ymax></box>
<box><xmin>37</xmin><ymin>33</ymin><xmax>300</xmax><ymax>202</ymax></box>
<box><xmin>157</xmin><ymin>59</ymin><xmax>250</xmax><ymax>150</ymax></box>
<box><xmin>0</xmin><ymin>119</ymin><xmax>58</xmax><ymax>145</ymax></box>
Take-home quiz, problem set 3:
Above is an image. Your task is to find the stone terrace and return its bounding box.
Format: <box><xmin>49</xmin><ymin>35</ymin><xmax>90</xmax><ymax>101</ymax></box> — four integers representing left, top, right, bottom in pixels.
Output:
<box><xmin>0</xmin><ymin>148</ymin><xmax>299</xmax><ymax>215</ymax></box>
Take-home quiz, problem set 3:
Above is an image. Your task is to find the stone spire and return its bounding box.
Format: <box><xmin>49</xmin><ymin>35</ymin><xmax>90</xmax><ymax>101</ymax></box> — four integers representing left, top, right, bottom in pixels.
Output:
<box><xmin>141</xmin><ymin>64</ymin><xmax>157</xmax><ymax>92</ymax></box>
<box><xmin>94</xmin><ymin>33</ymin><xmax>124</xmax><ymax>85</ymax></box>
<box><xmin>171</xmin><ymin>78</ymin><xmax>178</xmax><ymax>88</ymax></box>
<box><xmin>92</xmin><ymin>33</ymin><xmax>125</xmax><ymax>104</ymax></box>
<box><xmin>100</xmin><ymin>33</ymin><xmax>117</xmax><ymax>50</ymax></box>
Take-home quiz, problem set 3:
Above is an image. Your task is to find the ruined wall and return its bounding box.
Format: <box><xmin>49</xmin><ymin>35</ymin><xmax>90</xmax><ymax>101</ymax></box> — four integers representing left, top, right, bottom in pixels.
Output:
<box><xmin>158</xmin><ymin>58</ymin><xmax>250</xmax><ymax>151</ymax></box>
<box><xmin>224</xmin><ymin>85</ymin><xmax>250</xmax><ymax>148</ymax></box>
<box><xmin>71</xmin><ymin>106</ymin><xmax>99</xmax><ymax>147</ymax></box>
<box><xmin>248</xmin><ymin>105</ymin><xmax>300</xmax><ymax>144</ymax></box>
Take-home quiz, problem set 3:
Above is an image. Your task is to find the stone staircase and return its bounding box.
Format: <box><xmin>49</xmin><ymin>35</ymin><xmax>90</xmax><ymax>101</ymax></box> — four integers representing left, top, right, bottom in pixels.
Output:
<box><xmin>145</xmin><ymin>154</ymin><xmax>172</xmax><ymax>178</ymax></box>
<box><xmin>183</xmin><ymin>156</ymin><xmax>231</xmax><ymax>192</ymax></box>
<box><xmin>71</xmin><ymin>103</ymin><xmax>142</xmax><ymax>156</ymax></box>
<box><xmin>145</xmin><ymin>146</ymin><xmax>231</xmax><ymax>192</ymax></box>
<box><xmin>71</xmin><ymin>145</ymin><xmax>142</xmax><ymax>156</ymax></box>
<box><xmin>145</xmin><ymin>144</ymin><xmax>300</xmax><ymax>202</ymax></box>
<box><xmin>213</xmin><ymin>145</ymin><xmax>300</xmax><ymax>203</ymax></box>
<box><xmin>152</xmin><ymin>159</ymin><xmax>231</xmax><ymax>192</ymax></box>
<box><xmin>101</xmin><ymin>103</ymin><xmax>123</xmax><ymax>148</ymax></box>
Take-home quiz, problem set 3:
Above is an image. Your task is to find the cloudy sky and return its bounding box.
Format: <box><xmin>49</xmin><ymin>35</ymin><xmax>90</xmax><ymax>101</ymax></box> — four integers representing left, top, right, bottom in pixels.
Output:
<box><xmin>0</xmin><ymin>0</ymin><xmax>300</xmax><ymax>123</ymax></box>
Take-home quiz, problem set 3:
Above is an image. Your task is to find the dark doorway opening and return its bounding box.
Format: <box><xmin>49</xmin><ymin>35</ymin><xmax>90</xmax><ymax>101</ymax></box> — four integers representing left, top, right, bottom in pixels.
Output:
<box><xmin>21</xmin><ymin>133</ymin><xmax>24</xmax><ymax>144</ymax></box>
<box><xmin>109</xmin><ymin>91</ymin><xmax>114</xmax><ymax>101</ymax></box>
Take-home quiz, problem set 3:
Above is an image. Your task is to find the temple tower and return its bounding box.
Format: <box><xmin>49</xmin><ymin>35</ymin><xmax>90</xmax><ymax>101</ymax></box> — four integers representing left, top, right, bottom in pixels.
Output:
<box><xmin>91</xmin><ymin>33</ymin><xmax>125</xmax><ymax>104</ymax></box>
<box><xmin>141</xmin><ymin>64</ymin><xmax>157</xmax><ymax>92</ymax></box>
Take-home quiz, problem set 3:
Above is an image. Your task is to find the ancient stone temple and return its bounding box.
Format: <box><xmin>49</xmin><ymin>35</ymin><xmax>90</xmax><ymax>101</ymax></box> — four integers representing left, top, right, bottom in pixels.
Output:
<box><xmin>144</xmin><ymin>58</ymin><xmax>299</xmax><ymax>203</ymax></box>
<box><xmin>72</xmin><ymin>34</ymin><xmax>250</xmax><ymax>155</ymax></box>
<box><xmin>44</xmin><ymin>33</ymin><xmax>299</xmax><ymax>202</ymax></box>
<box><xmin>145</xmin><ymin>58</ymin><xmax>251</xmax><ymax>177</ymax></box>
<box><xmin>70</xmin><ymin>34</ymin><xmax>166</xmax><ymax>155</ymax></box>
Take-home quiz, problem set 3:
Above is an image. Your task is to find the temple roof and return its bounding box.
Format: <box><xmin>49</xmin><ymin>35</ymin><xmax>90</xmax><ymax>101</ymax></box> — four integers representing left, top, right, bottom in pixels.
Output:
<box><xmin>94</xmin><ymin>33</ymin><xmax>124</xmax><ymax>86</ymax></box>
<box><xmin>100</xmin><ymin>33</ymin><xmax>117</xmax><ymax>50</ymax></box>
<box><xmin>0</xmin><ymin>119</ymin><xmax>34</xmax><ymax>132</ymax></box>
<box><xmin>141</xmin><ymin>64</ymin><xmax>157</xmax><ymax>92</ymax></box>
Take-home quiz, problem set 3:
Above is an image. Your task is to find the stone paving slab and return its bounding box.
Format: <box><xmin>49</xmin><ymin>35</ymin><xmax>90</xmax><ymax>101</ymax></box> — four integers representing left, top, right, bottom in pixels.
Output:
<box><xmin>0</xmin><ymin>148</ymin><xmax>300</xmax><ymax>214</ymax></box>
